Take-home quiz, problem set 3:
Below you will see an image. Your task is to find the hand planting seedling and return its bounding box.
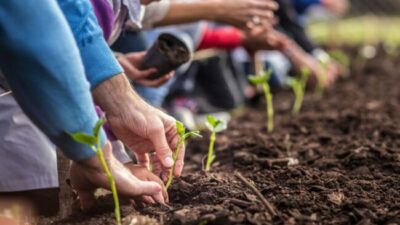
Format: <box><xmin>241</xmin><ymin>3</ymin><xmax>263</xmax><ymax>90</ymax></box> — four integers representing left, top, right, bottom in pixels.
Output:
<box><xmin>165</xmin><ymin>121</ymin><xmax>201</xmax><ymax>190</ymax></box>
<box><xmin>287</xmin><ymin>67</ymin><xmax>310</xmax><ymax>115</ymax></box>
<box><xmin>204</xmin><ymin>115</ymin><xmax>227</xmax><ymax>171</ymax></box>
<box><xmin>248</xmin><ymin>69</ymin><xmax>274</xmax><ymax>133</ymax></box>
<box><xmin>70</xmin><ymin>118</ymin><xmax>121</xmax><ymax>225</ymax></box>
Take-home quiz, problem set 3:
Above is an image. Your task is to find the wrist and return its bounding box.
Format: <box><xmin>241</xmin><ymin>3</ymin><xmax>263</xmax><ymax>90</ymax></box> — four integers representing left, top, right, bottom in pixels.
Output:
<box><xmin>92</xmin><ymin>73</ymin><xmax>145</xmax><ymax>116</ymax></box>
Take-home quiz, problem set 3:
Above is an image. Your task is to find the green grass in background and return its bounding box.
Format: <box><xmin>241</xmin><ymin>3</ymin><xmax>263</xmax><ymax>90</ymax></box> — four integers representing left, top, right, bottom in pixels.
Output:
<box><xmin>307</xmin><ymin>16</ymin><xmax>400</xmax><ymax>45</ymax></box>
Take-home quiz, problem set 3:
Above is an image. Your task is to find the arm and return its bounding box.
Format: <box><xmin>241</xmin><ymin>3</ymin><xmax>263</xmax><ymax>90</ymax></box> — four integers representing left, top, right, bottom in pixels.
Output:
<box><xmin>152</xmin><ymin>0</ymin><xmax>278</xmax><ymax>28</ymax></box>
<box><xmin>0</xmin><ymin>0</ymin><xmax>104</xmax><ymax>160</ymax></box>
<box><xmin>56</xmin><ymin>0</ymin><xmax>123</xmax><ymax>89</ymax></box>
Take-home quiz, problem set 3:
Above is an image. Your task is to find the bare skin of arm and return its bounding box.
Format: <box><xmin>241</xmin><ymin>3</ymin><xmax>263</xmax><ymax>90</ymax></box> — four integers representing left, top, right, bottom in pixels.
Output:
<box><xmin>155</xmin><ymin>0</ymin><xmax>278</xmax><ymax>28</ymax></box>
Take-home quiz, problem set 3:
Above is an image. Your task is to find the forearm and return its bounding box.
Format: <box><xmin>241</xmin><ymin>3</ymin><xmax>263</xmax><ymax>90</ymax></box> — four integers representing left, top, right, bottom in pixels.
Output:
<box><xmin>0</xmin><ymin>0</ymin><xmax>105</xmax><ymax>161</ymax></box>
<box><xmin>155</xmin><ymin>0</ymin><xmax>220</xmax><ymax>27</ymax></box>
<box><xmin>92</xmin><ymin>73</ymin><xmax>148</xmax><ymax>116</ymax></box>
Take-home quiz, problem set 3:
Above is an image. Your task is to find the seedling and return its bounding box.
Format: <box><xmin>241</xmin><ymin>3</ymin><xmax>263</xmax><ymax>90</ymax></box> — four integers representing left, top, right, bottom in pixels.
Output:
<box><xmin>287</xmin><ymin>67</ymin><xmax>310</xmax><ymax>115</ymax></box>
<box><xmin>314</xmin><ymin>51</ymin><xmax>331</xmax><ymax>97</ymax></box>
<box><xmin>204</xmin><ymin>115</ymin><xmax>227</xmax><ymax>171</ymax></box>
<box><xmin>329</xmin><ymin>49</ymin><xmax>350</xmax><ymax>69</ymax></box>
<box><xmin>165</xmin><ymin>121</ymin><xmax>201</xmax><ymax>190</ymax></box>
<box><xmin>248</xmin><ymin>69</ymin><xmax>274</xmax><ymax>133</ymax></box>
<box><xmin>70</xmin><ymin>118</ymin><xmax>121</xmax><ymax>225</ymax></box>
<box><xmin>314</xmin><ymin>62</ymin><xmax>328</xmax><ymax>98</ymax></box>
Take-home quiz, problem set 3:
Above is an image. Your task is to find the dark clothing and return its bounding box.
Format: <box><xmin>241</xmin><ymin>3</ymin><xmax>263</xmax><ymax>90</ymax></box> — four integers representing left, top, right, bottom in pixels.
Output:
<box><xmin>275</xmin><ymin>0</ymin><xmax>316</xmax><ymax>53</ymax></box>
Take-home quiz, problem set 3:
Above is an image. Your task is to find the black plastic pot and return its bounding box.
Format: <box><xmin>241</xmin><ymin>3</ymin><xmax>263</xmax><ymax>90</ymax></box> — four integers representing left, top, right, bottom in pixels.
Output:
<box><xmin>140</xmin><ymin>33</ymin><xmax>192</xmax><ymax>80</ymax></box>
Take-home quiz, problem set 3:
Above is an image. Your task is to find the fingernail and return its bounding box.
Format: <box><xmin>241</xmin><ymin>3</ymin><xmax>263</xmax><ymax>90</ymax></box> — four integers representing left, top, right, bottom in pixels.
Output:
<box><xmin>164</xmin><ymin>156</ymin><xmax>174</xmax><ymax>167</ymax></box>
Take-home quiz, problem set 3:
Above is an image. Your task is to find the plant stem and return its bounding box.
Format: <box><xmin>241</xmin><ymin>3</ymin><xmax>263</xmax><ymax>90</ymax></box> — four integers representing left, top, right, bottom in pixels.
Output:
<box><xmin>95</xmin><ymin>145</ymin><xmax>121</xmax><ymax>225</ymax></box>
<box><xmin>205</xmin><ymin>131</ymin><xmax>216</xmax><ymax>171</ymax></box>
<box><xmin>292</xmin><ymin>87</ymin><xmax>304</xmax><ymax>115</ymax></box>
<box><xmin>165</xmin><ymin>139</ymin><xmax>183</xmax><ymax>190</ymax></box>
<box><xmin>262</xmin><ymin>83</ymin><xmax>274</xmax><ymax>133</ymax></box>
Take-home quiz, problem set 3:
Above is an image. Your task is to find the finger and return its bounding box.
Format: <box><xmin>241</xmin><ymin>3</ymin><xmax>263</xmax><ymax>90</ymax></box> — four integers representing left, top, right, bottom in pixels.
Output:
<box><xmin>250</xmin><ymin>0</ymin><xmax>279</xmax><ymax>11</ymax></box>
<box><xmin>131</xmin><ymin>197</ymin><xmax>145</xmax><ymax>209</ymax></box>
<box><xmin>152</xmin><ymin>191</ymin><xmax>166</xmax><ymax>205</ymax></box>
<box><xmin>251</xmin><ymin>9</ymin><xmax>274</xmax><ymax>20</ymax></box>
<box><xmin>135</xmin><ymin>153</ymin><xmax>150</xmax><ymax>169</ymax></box>
<box><xmin>149</xmin><ymin>154</ymin><xmax>163</xmax><ymax>177</ymax></box>
<box><xmin>174</xmin><ymin>142</ymin><xmax>186</xmax><ymax>177</ymax></box>
<box><xmin>136</xmin><ymin>72</ymin><xmax>175</xmax><ymax>88</ymax></box>
<box><xmin>125</xmin><ymin>51</ymin><xmax>147</xmax><ymax>67</ymax></box>
<box><xmin>133</xmin><ymin>179</ymin><xmax>163</xmax><ymax>196</ymax></box>
<box><xmin>148</xmin><ymin>121</ymin><xmax>174</xmax><ymax>169</ymax></box>
<box><xmin>142</xmin><ymin>196</ymin><xmax>156</xmax><ymax>205</ymax></box>
<box><xmin>133</xmin><ymin>68</ymin><xmax>158</xmax><ymax>80</ymax></box>
<box><xmin>76</xmin><ymin>189</ymin><xmax>96</xmax><ymax>211</ymax></box>
<box><xmin>118</xmin><ymin>56</ymin><xmax>142</xmax><ymax>79</ymax></box>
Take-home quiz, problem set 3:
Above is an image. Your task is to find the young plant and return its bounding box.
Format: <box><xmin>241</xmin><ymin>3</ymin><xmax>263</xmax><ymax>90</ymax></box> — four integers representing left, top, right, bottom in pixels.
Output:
<box><xmin>165</xmin><ymin>121</ymin><xmax>201</xmax><ymax>190</ymax></box>
<box><xmin>204</xmin><ymin>115</ymin><xmax>227</xmax><ymax>171</ymax></box>
<box><xmin>314</xmin><ymin>62</ymin><xmax>328</xmax><ymax>98</ymax></box>
<box><xmin>70</xmin><ymin>118</ymin><xmax>121</xmax><ymax>225</ymax></box>
<box><xmin>287</xmin><ymin>67</ymin><xmax>310</xmax><ymax>115</ymax></box>
<box><xmin>248</xmin><ymin>69</ymin><xmax>274</xmax><ymax>133</ymax></box>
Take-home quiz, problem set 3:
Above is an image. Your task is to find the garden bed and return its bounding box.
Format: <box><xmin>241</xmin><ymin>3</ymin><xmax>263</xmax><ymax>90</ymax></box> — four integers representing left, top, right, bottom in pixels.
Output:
<box><xmin>42</xmin><ymin>48</ymin><xmax>400</xmax><ymax>225</ymax></box>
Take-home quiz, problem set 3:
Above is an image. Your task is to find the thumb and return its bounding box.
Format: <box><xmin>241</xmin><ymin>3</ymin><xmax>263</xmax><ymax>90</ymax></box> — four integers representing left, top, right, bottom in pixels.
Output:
<box><xmin>149</xmin><ymin>123</ymin><xmax>174</xmax><ymax>169</ymax></box>
<box><xmin>133</xmin><ymin>180</ymin><xmax>163</xmax><ymax>196</ymax></box>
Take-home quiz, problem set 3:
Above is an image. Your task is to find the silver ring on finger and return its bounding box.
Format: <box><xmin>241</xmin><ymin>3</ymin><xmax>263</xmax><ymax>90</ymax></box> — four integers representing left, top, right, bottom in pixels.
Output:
<box><xmin>252</xmin><ymin>16</ymin><xmax>261</xmax><ymax>25</ymax></box>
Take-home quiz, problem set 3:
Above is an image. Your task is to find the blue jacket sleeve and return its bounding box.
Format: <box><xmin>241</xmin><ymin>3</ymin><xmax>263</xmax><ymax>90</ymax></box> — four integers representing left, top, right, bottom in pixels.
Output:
<box><xmin>0</xmin><ymin>0</ymin><xmax>106</xmax><ymax>161</ymax></box>
<box><xmin>57</xmin><ymin>0</ymin><xmax>123</xmax><ymax>89</ymax></box>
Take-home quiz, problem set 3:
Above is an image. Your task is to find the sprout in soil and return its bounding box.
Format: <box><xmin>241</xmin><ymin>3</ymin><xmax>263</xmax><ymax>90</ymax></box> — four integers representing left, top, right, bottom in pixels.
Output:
<box><xmin>248</xmin><ymin>69</ymin><xmax>274</xmax><ymax>133</ymax></box>
<box><xmin>314</xmin><ymin>51</ymin><xmax>331</xmax><ymax>97</ymax></box>
<box><xmin>70</xmin><ymin>118</ymin><xmax>121</xmax><ymax>225</ymax></box>
<box><xmin>165</xmin><ymin>121</ymin><xmax>201</xmax><ymax>190</ymax></box>
<box><xmin>287</xmin><ymin>67</ymin><xmax>310</xmax><ymax>115</ymax></box>
<box><xmin>329</xmin><ymin>49</ymin><xmax>350</xmax><ymax>69</ymax></box>
<box><xmin>204</xmin><ymin>115</ymin><xmax>227</xmax><ymax>171</ymax></box>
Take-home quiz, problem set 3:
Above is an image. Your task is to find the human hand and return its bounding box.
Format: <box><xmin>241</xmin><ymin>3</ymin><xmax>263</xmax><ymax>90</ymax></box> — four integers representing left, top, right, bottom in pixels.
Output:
<box><xmin>284</xmin><ymin>43</ymin><xmax>337</xmax><ymax>88</ymax></box>
<box><xmin>243</xmin><ymin>28</ymin><xmax>291</xmax><ymax>52</ymax></box>
<box><xmin>321</xmin><ymin>0</ymin><xmax>349</xmax><ymax>16</ymax></box>
<box><xmin>93</xmin><ymin>74</ymin><xmax>184</xmax><ymax>178</ymax></box>
<box><xmin>69</xmin><ymin>141</ymin><xmax>164</xmax><ymax>211</ymax></box>
<box><xmin>212</xmin><ymin>0</ymin><xmax>278</xmax><ymax>28</ymax></box>
<box><xmin>124</xmin><ymin>163</ymin><xmax>168</xmax><ymax>205</ymax></box>
<box><xmin>117</xmin><ymin>52</ymin><xmax>174</xmax><ymax>88</ymax></box>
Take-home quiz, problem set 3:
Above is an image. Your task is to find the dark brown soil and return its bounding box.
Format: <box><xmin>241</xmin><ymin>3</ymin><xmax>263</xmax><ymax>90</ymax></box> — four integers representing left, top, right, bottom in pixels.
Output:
<box><xmin>40</xmin><ymin>47</ymin><xmax>400</xmax><ymax>225</ymax></box>
<box><xmin>159</xmin><ymin>35</ymin><xmax>190</xmax><ymax>65</ymax></box>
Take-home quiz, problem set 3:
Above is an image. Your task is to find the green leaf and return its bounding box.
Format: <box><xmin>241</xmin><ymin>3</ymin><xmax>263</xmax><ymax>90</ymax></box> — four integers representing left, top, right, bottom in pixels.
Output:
<box><xmin>176</xmin><ymin>121</ymin><xmax>186</xmax><ymax>137</ymax></box>
<box><xmin>207</xmin><ymin>115</ymin><xmax>216</xmax><ymax>126</ymax></box>
<box><xmin>70</xmin><ymin>132</ymin><xmax>97</xmax><ymax>147</ymax></box>
<box><xmin>205</xmin><ymin>115</ymin><xmax>216</xmax><ymax>132</ymax></box>
<box><xmin>205</xmin><ymin>115</ymin><xmax>227</xmax><ymax>133</ymax></box>
<box><xmin>286</xmin><ymin>77</ymin><xmax>299</xmax><ymax>87</ymax></box>
<box><xmin>247</xmin><ymin>69</ymin><xmax>273</xmax><ymax>85</ymax></box>
<box><xmin>93</xmin><ymin>118</ymin><xmax>106</xmax><ymax>138</ymax></box>
<box><xmin>182</xmin><ymin>131</ymin><xmax>202</xmax><ymax>141</ymax></box>
<box><xmin>301</xmin><ymin>67</ymin><xmax>310</xmax><ymax>78</ymax></box>
<box><xmin>214</xmin><ymin>121</ymin><xmax>227</xmax><ymax>133</ymax></box>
